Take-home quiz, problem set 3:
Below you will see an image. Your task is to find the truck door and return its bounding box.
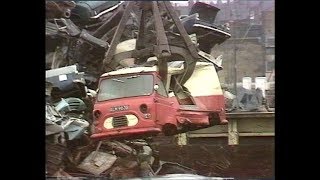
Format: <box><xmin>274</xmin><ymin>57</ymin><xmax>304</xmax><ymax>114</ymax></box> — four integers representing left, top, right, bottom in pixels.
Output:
<box><xmin>154</xmin><ymin>78</ymin><xmax>176</xmax><ymax>126</ymax></box>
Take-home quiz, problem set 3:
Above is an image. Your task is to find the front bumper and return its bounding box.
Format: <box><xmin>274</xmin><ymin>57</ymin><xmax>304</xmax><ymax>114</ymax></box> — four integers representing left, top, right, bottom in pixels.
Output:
<box><xmin>90</xmin><ymin>127</ymin><xmax>161</xmax><ymax>140</ymax></box>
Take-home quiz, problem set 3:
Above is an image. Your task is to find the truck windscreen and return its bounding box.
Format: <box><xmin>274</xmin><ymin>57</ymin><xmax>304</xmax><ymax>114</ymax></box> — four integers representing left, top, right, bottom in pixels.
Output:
<box><xmin>97</xmin><ymin>74</ymin><xmax>153</xmax><ymax>101</ymax></box>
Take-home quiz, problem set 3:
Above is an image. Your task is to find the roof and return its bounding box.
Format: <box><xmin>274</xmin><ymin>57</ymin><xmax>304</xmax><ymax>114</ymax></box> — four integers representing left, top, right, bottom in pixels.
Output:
<box><xmin>101</xmin><ymin>66</ymin><xmax>157</xmax><ymax>77</ymax></box>
<box><xmin>101</xmin><ymin>62</ymin><xmax>215</xmax><ymax>77</ymax></box>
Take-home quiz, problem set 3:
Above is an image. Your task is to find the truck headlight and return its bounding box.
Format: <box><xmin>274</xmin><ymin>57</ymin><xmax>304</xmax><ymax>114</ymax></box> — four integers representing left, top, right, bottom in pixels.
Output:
<box><xmin>103</xmin><ymin>117</ymin><xmax>113</xmax><ymax>129</ymax></box>
<box><xmin>127</xmin><ymin>115</ymin><xmax>138</xmax><ymax>126</ymax></box>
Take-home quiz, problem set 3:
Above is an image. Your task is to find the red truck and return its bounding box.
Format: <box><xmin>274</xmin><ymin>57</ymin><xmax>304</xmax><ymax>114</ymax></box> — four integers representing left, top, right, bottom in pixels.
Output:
<box><xmin>91</xmin><ymin>42</ymin><xmax>227</xmax><ymax>140</ymax></box>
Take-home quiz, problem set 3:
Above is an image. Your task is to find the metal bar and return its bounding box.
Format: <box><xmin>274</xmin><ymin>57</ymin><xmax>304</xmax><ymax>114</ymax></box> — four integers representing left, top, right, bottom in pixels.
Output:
<box><xmin>152</xmin><ymin>1</ymin><xmax>171</xmax><ymax>57</ymax></box>
<box><xmin>233</xmin><ymin>46</ymin><xmax>239</xmax><ymax>110</ymax></box>
<box><xmin>158</xmin><ymin>57</ymin><xmax>168</xmax><ymax>85</ymax></box>
<box><xmin>90</xmin><ymin>141</ymin><xmax>103</xmax><ymax>162</ymax></box>
<box><xmin>163</xmin><ymin>1</ymin><xmax>199</xmax><ymax>60</ymax></box>
<box><xmin>162</xmin><ymin>1</ymin><xmax>198</xmax><ymax>95</ymax></box>
<box><xmin>92</xmin><ymin>5</ymin><xmax>124</xmax><ymax>38</ymax></box>
<box><xmin>152</xmin><ymin>2</ymin><xmax>171</xmax><ymax>85</ymax></box>
<box><xmin>168</xmin><ymin>46</ymin><xmax>196</xmax><ymax>86</ymax></box>
<box><xmin>80</xmin><ymin>30</ymin><xmax>107</xmax><ymax>48</ymax></box>
<box><xmin>103</xmin><ymin>2</ymin><xmax>135</xmax><ymax>70</ymax></box>
<box><xmin>148</xmin><ymin>2</ymin><xmax>168</xmax><ymax>85</ymax></box>
<box><xmin>136</xmin><ymin>7</ymin><xmax>146</xmax><ymax>50</ymax></box>
<box><xmin>101</xmin><ymin>26</ymin><xmax>117</xmax><ymax>41</ymax></box>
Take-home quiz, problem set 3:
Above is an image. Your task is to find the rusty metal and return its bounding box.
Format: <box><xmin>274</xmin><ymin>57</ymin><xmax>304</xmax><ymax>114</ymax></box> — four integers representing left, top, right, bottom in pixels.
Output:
<box><xmin>163</xmin><ymin>1</ymin><xmax>199</xmax><ymax>60</ymax></box>
<box><xmin>103</xmin><ymin>2</ymin><xmax>135</xmax><ymax>71</ymax></box>
<box><xmin>53</xmin><ymin>18</ymin><xmax>81</xmax><ymax>37</ymax></box>
<box><xmin>101</xmin><ymin>25</ymin><xmax>117</xmax><ymax>41</ymax></box>
<box><xmin>157</xmin><ymin>56</ymin><xmax>169</xmax><ymax>86</ymax></box>
<box><xmin>91</xmin><ymin>141</ymin><xmax>102</xmax><ymax>161</ymax></box>
<box><xmin>136</xmin><ymin>5</ymin><xmax>146</xmax><ymax>51</ymax></box>
<box><xmin>46</xmin><ymin>1</ymin><xmax>76</xmax><ymax>19</ymax></box>
<box><xmin>151</xmin><ymin>2</ymin><xmax>171</xmax><ymax>85</ymax></box>
<box><xmin>92</xmin><ymin>4</ymin><xmax>125</xmax><ymax>39</ymax></box>
<box><xmin>104</xmin><ymin>141</ymin><xmax>135</xmax><ymax>156</ymax></box>
<box><xmin>77</xmin><ymin>150</ymin><xmax>117</xmax><ymax>176</ymax></box>
<box><xmin>152</xmin><ymin>1</ymin><xmax>171</xmax><ymax>58</ymax></box>
<box><xmin>80</xmin><ymin>30</ymin><xmax>108</xmax><ymax>48</ymax></box>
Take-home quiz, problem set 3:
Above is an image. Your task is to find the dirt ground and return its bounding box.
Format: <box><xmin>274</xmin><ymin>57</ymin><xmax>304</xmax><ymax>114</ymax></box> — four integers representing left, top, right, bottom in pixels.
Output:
<box><xmin>153</xmin><ymin>136</ymin><xmax>274</xmax><ymax>178</ymax></box>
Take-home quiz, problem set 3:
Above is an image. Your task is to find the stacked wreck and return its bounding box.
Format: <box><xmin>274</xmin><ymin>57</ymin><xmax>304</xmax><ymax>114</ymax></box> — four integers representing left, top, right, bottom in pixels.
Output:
<box><xmin>46</xmin><ymin>1</ymin><xmax>231</xmax><ymax>178</ymax></box>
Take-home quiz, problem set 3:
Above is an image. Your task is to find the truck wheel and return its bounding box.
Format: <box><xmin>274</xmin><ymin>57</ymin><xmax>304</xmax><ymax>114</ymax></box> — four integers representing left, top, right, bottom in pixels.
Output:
<box><xmin>163</xmin><ymin>124</ymin><xmax>177</xmax><ymax>136</ymax></box>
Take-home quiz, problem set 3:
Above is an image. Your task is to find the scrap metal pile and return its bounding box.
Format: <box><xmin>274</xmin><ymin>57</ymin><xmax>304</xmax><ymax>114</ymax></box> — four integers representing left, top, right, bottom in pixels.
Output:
<box><xmin>46</xmin><ymin>1</ymin><xmax>231</xmax><ymax>178</ymax></box>
<box><xmin>223</xmin><ymin>87</ymin><xmax>270</xmax><ymax>112</ymax></box>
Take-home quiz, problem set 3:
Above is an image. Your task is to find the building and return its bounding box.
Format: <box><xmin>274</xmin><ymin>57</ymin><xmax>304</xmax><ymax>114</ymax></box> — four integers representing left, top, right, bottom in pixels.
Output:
<box><xmin>171</xmin><ymin>0</ymin><xmax>274</xmax><ymax>84</ymax></box>
<box><xmin>213</xmin><ymin>0</ymin><xmax>274</xmax><ymax>85</ymax></box>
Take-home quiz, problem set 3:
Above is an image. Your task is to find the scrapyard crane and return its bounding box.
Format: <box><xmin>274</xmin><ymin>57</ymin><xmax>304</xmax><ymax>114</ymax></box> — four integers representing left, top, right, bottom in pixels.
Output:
<box><xmin>102</xmin><ymin>1</ymin><xmax>200</xmax><ymax>105</ymax></box>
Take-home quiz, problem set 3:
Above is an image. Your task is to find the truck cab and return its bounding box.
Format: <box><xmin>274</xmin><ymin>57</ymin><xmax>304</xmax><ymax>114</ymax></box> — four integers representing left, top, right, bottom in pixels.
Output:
<box><xmin>91</xmin><ymin>67</ymin><xmax>167</xmax><ymax>139</ymax></box>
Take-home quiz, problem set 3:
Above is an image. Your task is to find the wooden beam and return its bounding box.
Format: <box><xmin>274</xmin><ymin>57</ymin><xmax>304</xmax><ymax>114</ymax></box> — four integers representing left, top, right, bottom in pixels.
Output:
<box><xmin>187</xmin><ymin>132</ymin><xmax>275</xmax><ymax>138</ymax></box>
<box><xmin>239</xmin><ymin>132</ymin><xmax>274</xmax><ymax>137</ymax></box>
<box><xmin>227</xmin><ymin>112</ymin><xmax>274</xmax><ymax>119</ymax></box>
<box><xmin>228</xmin><ymin>119</ymin><xmax>239</xmax><ymax>145</ymax></box>
<box><xmin>188</xmin><ymin>133</ymin><xmax>229</xmax><ymax>138</ymax></box>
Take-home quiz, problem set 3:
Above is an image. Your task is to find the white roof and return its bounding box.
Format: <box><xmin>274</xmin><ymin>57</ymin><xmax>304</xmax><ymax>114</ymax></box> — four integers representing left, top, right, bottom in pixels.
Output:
<box><xmin>101</xmin><ymin>66</ymin><xmax>157</xmax><ymax>77</ymax></box>
<box><xmin>101</xmin><ymin>62</ymin><xmax>214</xmax><ymax>77</ymax></box>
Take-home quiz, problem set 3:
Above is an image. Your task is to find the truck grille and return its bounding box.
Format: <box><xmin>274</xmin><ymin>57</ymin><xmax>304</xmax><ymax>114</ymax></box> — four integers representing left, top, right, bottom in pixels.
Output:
<box><xmin>112</xmin><ymin>116</ymin><xmax>128</xmax><ymax>128</ymax></box>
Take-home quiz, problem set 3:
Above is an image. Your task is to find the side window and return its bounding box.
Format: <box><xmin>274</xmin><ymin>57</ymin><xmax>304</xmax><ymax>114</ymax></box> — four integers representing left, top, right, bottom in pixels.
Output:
<box><xmin>156</xmin><ymin>79</ymin><xmax>168</xmax><ymax>97</ymax></box>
